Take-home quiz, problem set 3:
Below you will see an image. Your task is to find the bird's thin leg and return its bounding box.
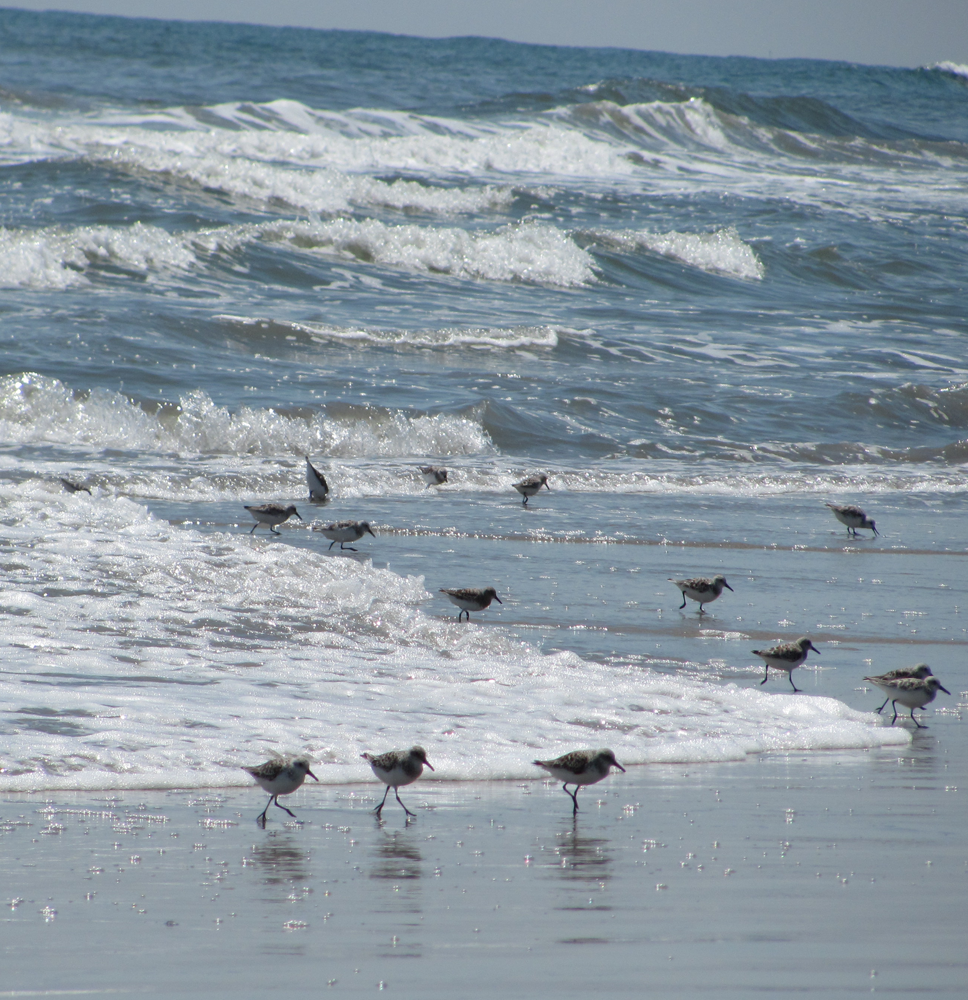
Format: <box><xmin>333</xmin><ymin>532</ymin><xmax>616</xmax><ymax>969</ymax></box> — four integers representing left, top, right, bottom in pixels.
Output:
<box><xmin>678</xmin><ymin>595</ymin><xmax>686</xmax><ymax>609</ymax></box>
<box><xmin>699</xmin><ymin>604</ymin><xmax>706</xmax><ymax>614</ymax></box>
<box><xmin>275</xmin><ymin>799</ymin><xmax>297</xmax><ymax>818</ymax></box>
<box><xmin>523</xmin><ymin>496</ymin><xmax>529</xmax><ymax>505</ymax></box>
<box><xmin>374</xmin><ymin>785</ymin><xmax>391</xmax><ymax>817</ymax></box>
<box><xmin>459</xmin><ymin>609</ymin><xmax>469</xmax><ymax>622</ymax></box>
<box><xmin>250</xmin><ymin>523</ymin><xmax>259</xmax><ymax>534</ymax></box>
<box><xmin>563</xmin><ymin>783</ymin><xmax>580</xmax><ymax>815</ymax></box>
<box><xmin>257</xmin><ymin>795</ymin><xmax>273</xmax><ymax>822</ymax></box>
<box><xmin>328</xmin><ymin>539</ymin><xmax>336</xmax><ymax>550</ymax></box>
<box><xmin>875</xmin><ymin>696</ymin><xmax>889</xmax><ymax>713</ymax></box>
<box><xmin>789</xmin><ymin>673</ymin><xmax>800</xmax><ymax>693</ymax></box>
<box><xmin>271</xmin><ymin>526</ymin><xmax>280</xmax><ymax>535</ymax></box>
<box><xmin>760</xmin><ymin>666</ymin><xmax>770</xmax><ymax>685</ymax></box>
<box><xmin>341</xmin><ymin>543</ymin><xmax>357</xmax><ymax>551</ymax></box>
<box><xmin>890</xmin><ymin>701</ymin><xmax>899</xmax><ymax>725</ymax></box>
<box><xmin>911</xmin><ymin>708</ymin><xmax>926</xmax><ymax>729</ymax></box>
<box><xmin>394</xmin><ymin>788</ymin><xmax>416</xmax><ymax>818</ymax></box>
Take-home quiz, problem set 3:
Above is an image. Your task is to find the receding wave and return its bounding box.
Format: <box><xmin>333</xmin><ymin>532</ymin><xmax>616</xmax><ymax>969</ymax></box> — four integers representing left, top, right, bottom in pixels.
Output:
<box><xmin>0</xmin><ymin>372</ymin><xmax>493</xmax><ymax>458</ymax></box>
<box><xmin>0</xmin><ymin>495</ymin><xmax>908</xmax><ymax>790</ymax></box>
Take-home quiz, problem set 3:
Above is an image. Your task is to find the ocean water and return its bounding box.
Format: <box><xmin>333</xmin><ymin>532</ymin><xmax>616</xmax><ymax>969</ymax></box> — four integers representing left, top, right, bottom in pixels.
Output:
<box><xmin>2</xmin><ymin>9</ymin><xmax>966</xmax><ymax>791</ymax></box>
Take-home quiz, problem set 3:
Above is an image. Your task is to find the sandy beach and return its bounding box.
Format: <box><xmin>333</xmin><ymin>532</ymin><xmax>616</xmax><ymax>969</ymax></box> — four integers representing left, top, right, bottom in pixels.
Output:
<box><xmin>3</xmin><ymin>713</ymin><xmax>966</xmax><ymax>998</ymax></box>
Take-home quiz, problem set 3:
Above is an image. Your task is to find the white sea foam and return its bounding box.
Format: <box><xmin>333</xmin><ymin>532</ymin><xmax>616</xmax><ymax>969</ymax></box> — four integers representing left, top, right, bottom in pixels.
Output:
<box><xmin>245</xmin><ymin>217</ymin><xmax>596</xmax><ymax>285</ymax></box>
<box><xmin>216</xmin><ymin>314</ymin><xmax>561</xmax><ymax>349</ymax></box>
<box><xmin>589</xmin><ymin>225</ymin><xmax>764</xmax><ymax>280</ymax></box>
<box><xmin>0</xmin><ymin>373</ymin><xmax>493</xmax><ymax>459</ymax></box>
<box><xmin>0</xmin><ymin>222</ymin><xmax>196</xmax><ymax>289</ymax></box>
<box><xmin>0</xmin><ymin>484</ymin><xmax>908</xmax><ymax>791</ymax></box>
<box><xmin>0</xmin><ymin>213</ymin><xmax>594</xmax><ymax>290</ymax></box>
<box><xmin>94</xmin><ymin>144</ymin><xmax>514</xmax><ymax>216</ymax></box>
<box><xmin>2</xmin><ymin>97</ymin><xmax>963</xmax><ymax>245</ymax></box>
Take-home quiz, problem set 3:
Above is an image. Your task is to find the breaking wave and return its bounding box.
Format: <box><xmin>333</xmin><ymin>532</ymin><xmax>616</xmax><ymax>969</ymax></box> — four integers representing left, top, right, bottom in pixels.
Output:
<box><xmin>0</xmin><ymin>373</ymin><xmax>493</xmax><ymax>458</ymax></box>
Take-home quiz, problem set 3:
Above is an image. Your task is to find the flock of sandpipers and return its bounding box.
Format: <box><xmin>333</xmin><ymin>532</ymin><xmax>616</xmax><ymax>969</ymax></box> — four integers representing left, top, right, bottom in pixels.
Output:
<box><xmin>245</xmin><ymin>746</ymin><xmax>625</xmax><ymax>825</ymax></box>
<box><xmin>230</xmin><ymin>467</ymin><xmax>951</xmax><ymax>825</ymax></box>
<box><xmin>60</xmin><ymin>462</ymin><xmax>952</xmax><ymax>824</ymax></box>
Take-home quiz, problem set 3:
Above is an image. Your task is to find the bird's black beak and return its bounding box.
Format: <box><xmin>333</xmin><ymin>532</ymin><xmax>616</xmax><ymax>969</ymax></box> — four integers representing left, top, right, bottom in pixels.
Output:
<box><xmin>295</xmin><ymin>512</ymin><xmax>304</xmax><ymax>520</ymax></box>
<box><xmin>938</xmin><ymin>684</ymin><xmax>951</xmax><ymax>696</ymax></box>
<box><xmin>425</xmin><ymin>761</ymin><xmax>435</xmax><ymax>771</ymax></box>
<box><xmin>724</xmin><ymin>582</ymin><xmax>734</xmax><ymax>591</ymax></box>
<box><xmin>365</xmin><ymin>525</ymin><xmax>376</xmax><ymax>537</ymax></box>
<box><xmin>544</xmin><ymin>482</ymin><xmax>552</xmax><ymax>490</ymax></box>
<box><xmin>494</xmin><ymin>595</ymin><xmax>503</xmax><ymax>603</ymax></box>
<box><xmin>615</xmin><ymin>762</ymin><xmax>626</xmax><ymax>772</ymax></box>
<box><xmin>307</xmin><ymin>768</ymin><xmax>319</xmax><ymax>781</ymax></box>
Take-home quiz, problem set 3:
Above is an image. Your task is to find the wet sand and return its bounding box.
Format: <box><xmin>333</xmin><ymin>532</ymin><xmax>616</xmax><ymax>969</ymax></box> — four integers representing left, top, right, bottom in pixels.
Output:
<box><xmin>3</xmin><ymin>717</ymin><xmax>966</xmax><ymax>998</ymax></box>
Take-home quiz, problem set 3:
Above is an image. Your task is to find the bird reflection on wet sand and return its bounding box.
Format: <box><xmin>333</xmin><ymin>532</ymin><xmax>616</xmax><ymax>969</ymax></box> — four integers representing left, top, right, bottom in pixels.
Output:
<box><xmin>369</xmin><ymin>829</ymin><xmax>424</xmax><ymax>958</ymax></box>
<box><xmin>542</xmin><ymin>820</ymin><xmax>613</xmax><ymax>889</ymax></box>
<box><xmin>369</xmin><ymin>828</ymin><xmax>423</xmax><ymax>883</ymax></box>
<box><xmin>247</xmin><ymin>835</ymin><xmax>311</xmax><ymax>885</ymax></box>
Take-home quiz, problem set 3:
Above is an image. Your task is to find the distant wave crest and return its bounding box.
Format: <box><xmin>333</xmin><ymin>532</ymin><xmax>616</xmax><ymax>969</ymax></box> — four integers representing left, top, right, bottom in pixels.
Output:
<box><xmin>926</xmin><ymin>61</ymin><xmax>968</xmax><ymax>80</ymax></box>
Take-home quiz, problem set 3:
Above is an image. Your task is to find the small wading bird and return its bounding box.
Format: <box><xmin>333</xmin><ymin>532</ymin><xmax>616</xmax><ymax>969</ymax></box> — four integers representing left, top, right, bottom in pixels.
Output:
<box><xmin>361</xmin><ymin>746</ymin><xmax>434</xmax><ymax>819</ymax></box>
<box><xmin>866</xmin><ymin>674</ymin><xmax>950</xmax><ymax>728</ymax></box>
<box><xmin>314</xmin><ymin>519</ymin><xmax>375</xmax><ymax>551</ymax></box>
<box><xmin>59</xmin><ymin>477</ymin><xmax>91</xmax><ymax>494</ymax></box>
<box><xmin>864</xmin><ymin>664</ymin><xmax>934</xmax><ymax>713</ymax></box>
<box><xmin>825</xmin><ymin>502</ymin><xmax>878</xmax><ymax>537</ymax></box>
<box><xmin>533</xmin><ymin>749</ymin><xmax>626</xmax><ymax>815</ymax></box>
<box><xmin>513</xmin><ymin>473</ymin><xmax>550</xmax><ymax>505</ymax></box>
<box><xmin>243</xmin><ymin>756</ymin><xmax>318</xmax><ymax>824</ymax></box>
<box><xmin>305</xmin><ymin>457</ymin><xmax>329</xmax><ymax>501</ymax></box>
<box><xmin>245</xmin><ymin>503</ymin><xmax>303</xmax><ymax>534</ymax></box>
<box><xmin>669</xmin><ymin>574</ymin><xmax>733</xmax><ymax>613</ymax></box>
<box><xmin>439</xmin><ymin>586</ymin><xmax>502</xmax><ymax>622</ymax></box>
<box><xmin>753</xmin><ymin>636</ymin><xmax>820</xmax><ymax>692</ymax></box>
<box><xmin>420</xmin><ymin>466</ymin><xmax>448</xmax><ymax>487</ymax></box>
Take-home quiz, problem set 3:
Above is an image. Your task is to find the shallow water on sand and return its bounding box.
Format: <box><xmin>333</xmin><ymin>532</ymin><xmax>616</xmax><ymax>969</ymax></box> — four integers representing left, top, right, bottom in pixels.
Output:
<box><xmin>3</xmin><ymin>725</ymin><xmax>966</xmax><ymax>997</ymax></box>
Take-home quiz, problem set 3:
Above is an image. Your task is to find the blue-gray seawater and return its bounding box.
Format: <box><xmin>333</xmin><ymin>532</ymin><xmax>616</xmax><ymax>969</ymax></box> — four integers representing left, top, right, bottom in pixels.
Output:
<box><xmin>1</xmin><ymin>9</ymin><xmax>966</xmax><ymax>788</ymax></box>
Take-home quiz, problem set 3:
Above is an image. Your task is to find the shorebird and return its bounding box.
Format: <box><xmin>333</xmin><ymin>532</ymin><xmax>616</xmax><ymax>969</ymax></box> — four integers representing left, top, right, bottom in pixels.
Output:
<box><xmin>244</xmin><ymin>503</ymin><xmax>303</xmax><ymax>534</ymax></box>
<box><xmin>753</xmin><ymin>636</ymin><xmax>820</xmax><ymax>692</ymax></box>
<box><xmin>439</xmin><ymin>586</ymin><xmax>502</xmax><ymax>622</ymax></box>
<box><xmin>825</xmin><ymin>502</ymin><xmax>878</xmax><ymax>537</ymax></box>
<box><xmin>306</xmin><ymin>457</ymin><xmax>329</xmax><ymax>501</ymax></box>
<box><xmin>864</xmin><ymin>664</ymin><xmax>934</xmax><ymax>713</ymax></box>
<box><xmin>420</xmin><ymin>466</ymin><xmax>448</xmax><ymax>487</ymax></box>
<box><xmin>59</xmin><ymin>477</ymin><xmax>91</xmax><ymax>494</ymax></box>
<box><xmin>870</xmin><ymin>675</ymin><xmax>950</xmax><ymax>728</ymax></box>
<box><xmin>670</xmin><ymin>574</ymin><xmax>733</xmax><ymax>613</ymax></box>
<box><xmin>513</xmin><ymin>473</ymin><xmax>550</xmax><ymax>505</ymax></box>
<box><xmin>533</xmin><ymin>749</ymin><xmax>625</xmax><ymax>815</ymax></box>
<box><xmin>361</xmin><ymin>746</ymin><xmax>434</xmax><ymax>818</ymax></box>
<box><xmin>314</xmin><ymin>520</ymin><xmax>375</xmax><ymax>551</ymax></box>
<box><xmin>243</xmin><ymin>756</ymin><xmax>318</xmax><ymax>824</ymax></box>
